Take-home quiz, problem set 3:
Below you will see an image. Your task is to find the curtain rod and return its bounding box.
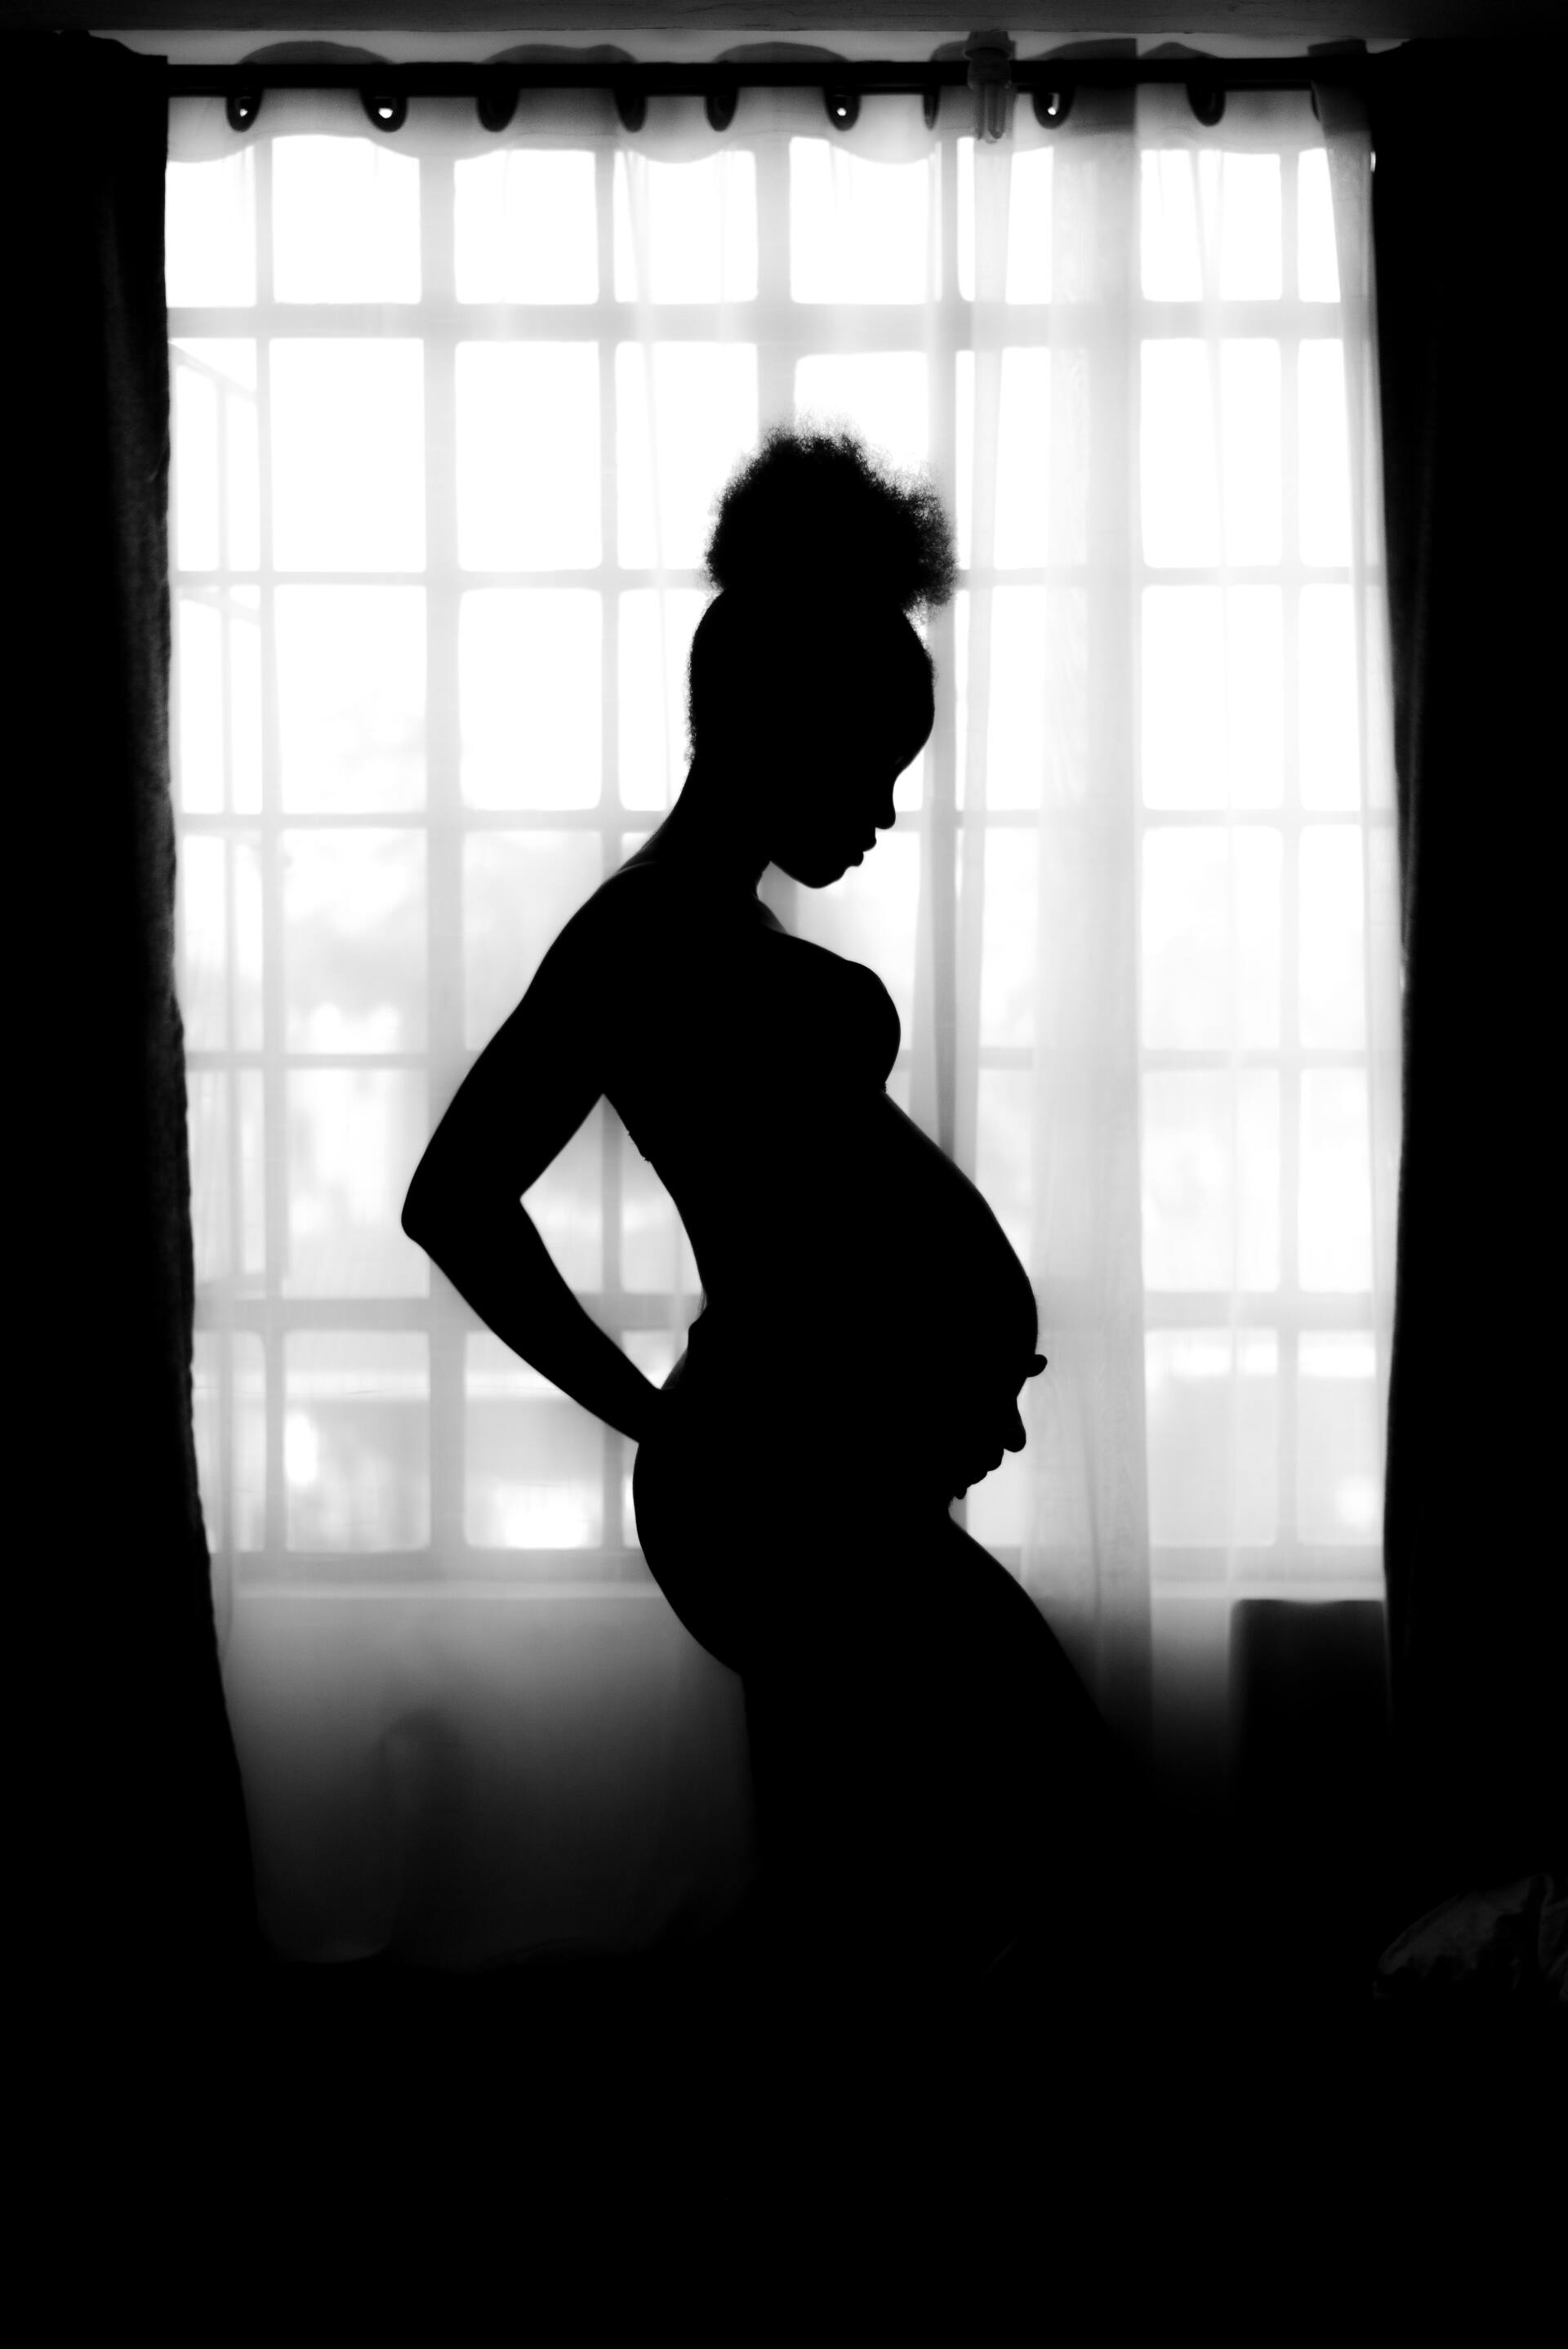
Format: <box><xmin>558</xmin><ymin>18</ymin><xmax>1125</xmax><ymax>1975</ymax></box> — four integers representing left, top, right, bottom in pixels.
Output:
<box><xmin>163</xmin><ymin>53</ymin><xmax>1370</xmax><ymax>136</ymax></box>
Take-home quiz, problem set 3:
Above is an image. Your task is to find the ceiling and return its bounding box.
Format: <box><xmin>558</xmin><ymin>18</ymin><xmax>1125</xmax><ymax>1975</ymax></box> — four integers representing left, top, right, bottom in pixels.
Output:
<box><xmin>38</xmin><ymin>3</ymin><xmax>1561</xmax><ymax>47</ymax></box>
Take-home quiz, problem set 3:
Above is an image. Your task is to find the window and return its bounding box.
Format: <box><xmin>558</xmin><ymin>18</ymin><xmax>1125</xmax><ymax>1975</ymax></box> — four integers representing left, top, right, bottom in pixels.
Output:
<box><xmin>169</xmin><ymin>94</ymin><xmax>1394</xmax><ymax>1619</ymax></box>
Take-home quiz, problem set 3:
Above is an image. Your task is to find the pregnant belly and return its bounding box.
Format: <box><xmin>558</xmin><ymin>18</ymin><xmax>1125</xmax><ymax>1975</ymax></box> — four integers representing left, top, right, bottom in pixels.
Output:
<box><xmin>672</xmin><ymin>1092</ymin><xmax>1037</xmax><ymax>1500</ymax></box>
<box><xmin>830</xmin><ymin>1093</ymin><xmax>1037</xmax><ymax>1372</ymax></box>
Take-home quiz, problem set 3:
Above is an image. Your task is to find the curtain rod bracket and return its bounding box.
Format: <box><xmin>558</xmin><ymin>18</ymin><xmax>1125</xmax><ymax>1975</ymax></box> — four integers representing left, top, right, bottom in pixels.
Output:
<box><xmin>614</xmin><ymin>80</ymin><xmax>647</xmax><ymax>135</ymax></box>
<box><xmin>965</xmin><ymin>29</ymin><xmax>1014</xmax><ymax>144</ymax></box>
<box><xmin>705</xmin><ymin>74</ymin><xmax>737</xmax><ymax>134</ymax></box>
<box><xmin>225</xmin><ymin>89</ymin><xmax>262</xmax><ymax>132</ymax></box>
<box><xmin>824</xmin><ymin>85</ymin><xmax>860</xmax><ymax>132</ymax></box>
<box><xmin>1032</xmin><ymin>82</ymin><xmax>1074</xmax><ymax>128</ymax></box>
<box><xmin>1187</xmin><ymin>78</ymin><xmax>1226</xmax><ymax>127</ymax></box>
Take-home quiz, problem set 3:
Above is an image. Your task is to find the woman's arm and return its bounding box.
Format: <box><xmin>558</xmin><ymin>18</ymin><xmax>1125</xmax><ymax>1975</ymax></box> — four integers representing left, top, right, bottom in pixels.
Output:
<box><xmin>402</xmin><ymin>894</ymin><xmax>664</xmax><ymax>1448</ymax></box>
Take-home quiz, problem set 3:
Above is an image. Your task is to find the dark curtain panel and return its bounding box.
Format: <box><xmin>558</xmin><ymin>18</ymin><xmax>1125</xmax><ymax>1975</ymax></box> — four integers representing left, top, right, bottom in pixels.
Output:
<box><xmin>1370</xmin><ymin>42</ymin><xmax>1561</xmax><ymax>1911</ymax></box>
<box><xmin>11</xmin><ymin>31</ymin><xmax>257</xmax><ymax>2009</ymax></box>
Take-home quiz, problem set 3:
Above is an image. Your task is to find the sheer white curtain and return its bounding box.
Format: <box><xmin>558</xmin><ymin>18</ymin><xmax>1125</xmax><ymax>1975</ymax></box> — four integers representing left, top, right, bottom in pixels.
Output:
<box><xmin>167</xmin><ymin>68</ymin><xmax>1398</xmax><ymax>1964</ymax></box>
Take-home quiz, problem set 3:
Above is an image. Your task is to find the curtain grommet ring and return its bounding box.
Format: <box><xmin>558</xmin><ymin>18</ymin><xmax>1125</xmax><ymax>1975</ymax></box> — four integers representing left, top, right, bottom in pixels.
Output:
<box><xmin>476</xmin><ymin>69</ymin><xmax>517</xmax><ymax>136</ymax></box>
<box><xmin>1187</xmin><ymin>79</ymin><xmax>1225</xmax><ymax>127</ymax></box>
<box><xmin>1032</xmin><ymin>83</ymin><xmax>1074</xmax><ymax>128</ymax></box>
<box><xmin>225</xmin><ymin>90</ymin><xmax>262</xmax><ymax>133</ymax></box>
<box><xmin>824</xmin><ymin>85</ymin><xmax>860</xmax><ymax>132</ymax></box>
<box><xmin>706</xmin><ymin>75</ymin><xmax>738</xmax><ymax>134</ymax></box>
<box><xmin>615</xmin><ymin>80</ymin><xmax>648</xmax><ymax>134</ymax></box>
<box><xmin>362</xmin><ymin>85</ymin><xmax>408</xmax><ymax>134</ymax></box>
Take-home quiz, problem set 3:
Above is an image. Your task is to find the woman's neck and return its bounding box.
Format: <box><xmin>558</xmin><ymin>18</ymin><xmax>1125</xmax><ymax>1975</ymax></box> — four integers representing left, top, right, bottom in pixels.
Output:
<box><xmin>648</xmin><ymin>758</ymin><xmax>770</xmax><ymax>894</ymax></box>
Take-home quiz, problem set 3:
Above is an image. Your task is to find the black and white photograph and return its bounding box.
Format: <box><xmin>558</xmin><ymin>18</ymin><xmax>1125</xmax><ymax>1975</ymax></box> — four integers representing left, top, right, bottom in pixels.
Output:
<box><xmin>13</xmin><ymin>0</ymin><xmax>1561</xmax><ymax>2293</ymax></box>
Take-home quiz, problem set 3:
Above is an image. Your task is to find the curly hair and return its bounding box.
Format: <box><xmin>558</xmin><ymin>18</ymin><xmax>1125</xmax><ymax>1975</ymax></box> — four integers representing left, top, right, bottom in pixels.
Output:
<box><xmin>703</xmin><ymin>425</ymin><xmax>956</xmax><ymax>613</ymax></box>
<box><xmin>687</xmin><ymin>427</ymin><xmax>954</xmax><ymax>759</ymax></box>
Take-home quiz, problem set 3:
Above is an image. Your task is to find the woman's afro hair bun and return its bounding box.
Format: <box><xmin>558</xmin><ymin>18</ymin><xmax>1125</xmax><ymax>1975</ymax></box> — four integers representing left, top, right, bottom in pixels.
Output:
<box><xmin>703</xmin><ymin>425</ymin><xmax>956</xmax><ymax>613</ymax></box>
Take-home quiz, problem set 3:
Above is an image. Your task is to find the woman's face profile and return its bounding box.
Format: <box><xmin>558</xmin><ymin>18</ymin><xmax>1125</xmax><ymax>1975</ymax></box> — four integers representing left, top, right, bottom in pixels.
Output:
<box><xmin>764</xmin><ymin>738</ymin><xmax>911</xmax><ymax>889</ymax></box>
<box><xmin>757</xmin><ymin>632</ymin><xmax>932</xmax><ymax>889</ymax></box>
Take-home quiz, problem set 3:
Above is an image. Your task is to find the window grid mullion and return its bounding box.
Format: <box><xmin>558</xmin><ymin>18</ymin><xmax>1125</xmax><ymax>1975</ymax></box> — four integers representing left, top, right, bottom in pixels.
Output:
<box><xmin>923</xmin><ymin>127</ymin><xmax>960</xmax><ymax>1166</ymax></box>
<box><xmin>421</xmin><ymin>151</ymin><xmax>468</xmax><ymax>1567</ymax></box>
<box><xmin>596</xmin><ymin>142</ymin><xmax>628</xmax><ymax>1546</ymax></box>
<box><xmin>254</xmin><ymin>133</ymin><xmax>290</xmax><ymax>1564</ymax></box>
<box><xmin>1278</xmin><ymin>169</ymin><xmax>1303</xmax><ymax>1553</ymax></box>
<box><xmin>755</xmin><ymin>137</ymin><xmax>802</xmax><ymax>942</ymax></box>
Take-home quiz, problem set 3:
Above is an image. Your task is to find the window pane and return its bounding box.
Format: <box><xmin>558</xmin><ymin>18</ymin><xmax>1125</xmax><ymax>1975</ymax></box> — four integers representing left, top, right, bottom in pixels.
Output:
<box><xmin>283</xmin><ymin>830</ymin><xmax>425</xmax><ymax>1053</ymax></box>
<box><xmin>1298</xmin><ymin>585</ymin><xmax>1360</xmax><ymax>809</ymax></box>
<box><xmin>466</xmin><ymin>1335</ymin><xmax>604</xmax><ymax>1550</ymax></box>
<box><xmin>175</xmin><ymin>349</ymin><xmax>261</xmax><ymax>573</ymax></box>
<box><xmin>187</xmin><ymin>1069</ymin><xmax>265</xmax><ymax>1285</ymax></box>
<box><xmin>959</xmin><ymin>139</ymin><xmax>1053</xmax><ymax>304</ymax></box>
<box><xmin>1141</xmin><ymin>151</ymin><xmax>1281</xmax><ymax>301</ymax></box>
<box><xmin>958</xmin><ymin>586</ymin><xmax>1062</xmax><ymax>811</ymax></box>
<box><xmin>462</xmin><ymin>831</ymin><xmax>602</xmax><ymax>1050</ymax></box>
<box><xmin>1299</xmin><ymin>1070</ymin><xmax>1373</xmax><ymax>1291</ymax></box>
<box><xmin>461</xmin><ymin>590</ymin><xmax>600</xmax><ymax>809</ymax></box>
<box><xmin>1297</xmin><ymin>149</ymin><xmax>1341</xmax><ymax>301</ymax></box>
<box><xmin>1146</xmin><ymin>1330</ymin><xmax>1278</xmax><ymax>1545</ymax></box>
<box><xmin>791</xmin><ymin>140</ymin><xmax>933</xmax><ymax>305</ymax></box>
<box><xmin>165</xmin><ymin>151</ymin><xmax>256</xmax><ymax>307</ymax></box>
<box><xmin>285</xmin><ymin>1071</ymin><xmax>429</xmax><ymax>1297</ymax></box>
<box><xmin>1299</xmin><ymin>340</ymin><xmax>1352</xmax><ymax>567</ymax></box>
<box><xmin>229</xmin><ymin>595</ymin><xmax>263</xmax><ymax>813</ymax></box>
<box><xmin>1298</xmin><ymin>1333</ymin><xmax>1381</xmax><ymax>1544</ymax></box>
<box><xmin>1141</xmin><ymin>827</ymin><xmax>1281</xmax><ymax>1051</ymax></box>
<box><xmin>178</xmin><ymin>830</ymin><xmax>263</xmax><ymax>1052</ymax></box>
<box><xmin>271</xmin><ymin>341</ymin><xmax>425</xmax><ymax>573</ymax></box>
<box><xmin>977</xmin><ymin>828</ymin><xmax>1038</xmax><ymax>1050</ymax></box>
<box><xmin>457</xmin><ymin>343</ymin><xmax>601</xmax><ymax>572</ymax></box>
<box><xmin>617</xmin><ymin>343</ymin><xmax>759</xmax><ymax>570</ymax></box>
<box><xmin>1141</xmin><ymin>341</ymin><xmax>1281</xmax><ymax>567</ymax></box>
<box><xmin>1219</xmin><ymin>155</ymin><xmax>1282</xmax><ymax>299</ymax></box>
<box><xmin>193</xmin><ymin>1329</ymin><xmax>266</xmax><ymax>1554</ymax></box>
<box><xmin>523</xmin><ymin>1101</ymin><xmax>604</xmax><ymax>1293</ymax></box>
<box><xmin>457</xmin><ymin>149</ymin><xmax>598</xmax><ymax>303</ymax></box>
<box><xmin>174</xmin><ymin>360</ymin><xmax>220</xmax><ymax>570</ymax></box>
<box><xmin>975</xmin><ymin>1067</ymin><xmax>1035</xmax><ymax>1268</ymax></box>
<box><xmin>957</xmin><ymin>349</ymin><xmax>1053</xmax><ymax>570</ymax></box>
<box><xmin>1142</xmin><ymin>341</ymin><xmax>1218</xmax><ymax>566</ymax></box>
<box><xmin>1142</xmin><ymin>1071</ymin><xmax>1279</xmax><ymax>1290</ymax></box>
<box><xmin>277</xmin><ymin>587</ymin><xmax>425</xmax><ymax>811</ymax></box>
<box><xmin>613</xmin><ymin>151</ymin><xmax>757</xmax><ymax>302</ymax></box>
<box><xmin>1220</xmin><ymin>341</ymin><xmax>1281</xmax><ymax>564</ymax></box>
<box><xmin>1142</xmin><ymin>587</ymin><xmax>1283</xmax><ymax>809</ymax></box>
<box><xmin>795</xmin><ymin>352</ymin><xmax>928</xmax><ymax>478</ymax></box>
<box><xmin>285</xmin><ymin>1333</ymin><xmax>429</xmax><ymax>1550</ymax></box>
<box><xmin>273</xmin><ymin>136</ymin><xmax>420</xmax><ymax>304</ymax></box>
<box><xmin>618</xmin><ymin>589</ymin><xmax>706</xmax><ymax>811</ymax></box>
<box><xmin>1298</xmin><ymin>825</ymin><xmax>1367</xmax><ymax>1050</ymax></box>
<box><xmin>175</xmin><ymin>595</ymin><xmax>225</xmax><ymax>812</ymax></box>
<box><xmin>1140</xmin><ymin>150</ymin><xmax>1202</xmax><ymax>299</ymax></box>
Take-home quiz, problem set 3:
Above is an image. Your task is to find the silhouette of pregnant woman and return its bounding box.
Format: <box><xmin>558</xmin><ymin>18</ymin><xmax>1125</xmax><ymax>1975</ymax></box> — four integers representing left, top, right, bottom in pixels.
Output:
<box><xmin>403</xmin><ymin>430</ymin><xmax>1136</xmax><ymax>2024</ymax></box>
